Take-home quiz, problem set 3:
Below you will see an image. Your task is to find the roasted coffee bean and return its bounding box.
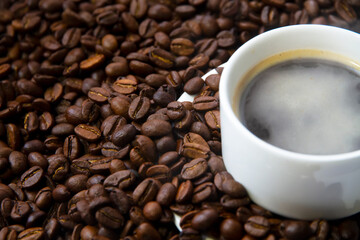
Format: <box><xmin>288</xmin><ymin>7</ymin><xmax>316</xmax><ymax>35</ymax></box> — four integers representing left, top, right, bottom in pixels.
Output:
<box><xmin>0</xmin><ymin>227</ymin><xmax>17</xmax><ymax>240</ymax></box>
<box><xmin>143</xmin><ymin>201</ymin><xmax>162</xmax><ymax>221</ymax></box>
<box><xmin>149</xmin><ymin>48</ymin><xmax>175</xmax><ymax>69</ymax></box>
<box><xmin>222</xmin><ymin>179</ymin><xmax>247</xmax><ymax>198</ymax></box>
<box><xmin>65</xmin><ymin>174</ymin><xmax>88</xmax><ymax>194</ymax></box>
<box><xmin>8</xmin><ymin>151</ymin><xmax>26</xmax><ymax>175</ymax></box>
<box><xmin>104</xmin><ymin>170</ymin><xmax>137</xmax><ymax>189</ymax></box>
<box><xmin>47</xmin><ymin>154</ymin><xmax>69</xmax><ymax>182</ymax></box>
<box><xmin>181</xmin><ymin>158</ymin><xmax>208</xmax><ymax>180</ymax></box>
<box><xmin>191</xmin><ymin>208</ymin><xmax>219</xmax><ymax>231</ymax></box>
<box><xmin>220</xmin><ymin>218</ymin><xmax>243</xmax><ymax>240</ymax></box>
<box><xmin>310</xmin><ymin>219</ymin><xmax>330</xmax><ymax>240</ymax></box>
<box><xmin>280</xmin><ymin>220</ymin><xmax>312</xmax><ymax>239</ymax></box>
<box><xmin>176</xmin><ymin>180</ymin><xmax>193</xmax><ymax>204</ymax></box>
<box><xmin>113</xmin><ymin>78</ymin><xmax>137</xmax><ymax>95</ymax></box>
<box><xmin>192</xmin><ymin>182</ymin><xmax>217</xmax><ymax>204</ymax></box>
<box><xmin>184</xmin><ymin>77</ymin><xmax>204</xmax><ymax>95</ymax></box>
<box><xmin>20</xmin><ymin>166</ymin><xmax>44</xmax><ymax>189</ymax></box>
<box><xmin>18</xmin><ymin>227</ymin><xmax>44</xmax><ymax>240</ymax></box>
<box><xmin>171</xmin><ymin>38</ymin><xmax>195</xmax><ymax>56</ymax></box>
<box><xmin>74</xmin><ymin>124</ymin><xmax>101</xmax><ymax>142</ymax></box>
<box><xmin>39</xmin><ymin>112</ymin><xmax>54</xmax><ymax>131</ymax></box>
<box><xmin>128</xmin><ymin>96</ymin><xmax>151</xmax><ymax>120</ymax></box>
<box><xmin>132</xmin><ymin>178</ymin><xmax>161</xmax><ymax>206</ymax></box>
<box><xmin>193</xmin><ymin>96</ymin><xmax>219</xmax><ymax>111</ymax></box>
<box><xmin>96</xmin><ymin>206</ymin><xmax>124</xmax><ymax>229</ymax></box>
<box><xmin>141</xmin><ymin>119</ymin><xmax>172</xmax><ymax>138</ymax></box>
<box><xmin>335</xmin><ymin>0</ymin><xmax>357</xmax><ymax>23</ymax></box>
<box><xmin>51</xmin><ymin>123</ymin><xmax>74</xmax><ymax>136</ymax></box>
<box><xmin>110</xmin><ymin>124</ymin><xmax>136</xmax><ymax>147</ymax></box>
<box><xmin>244</xmin><ymin>216</ymin><xmax>270</xmax><ymax>237</ymax></box>
<box><xmin>11</xmin><ymin>201</ymin><xmax>31</xmax><ymax>222</ymax></box>
<box><xmin>105</xmin><ymin>62</ymin><xmax>129</xmax><ymax>78</ymax></box>
<box><xmin>63</xmin><ymin>135</ymin><xmax>82</xmax><ymax>161</ymax></box>
<box><xmin>156</xmin><ymin>182</ymin><xmax>177</xmax><ymax>206</ymax></box>
<box><xmin>146</xmin><ymin>164</ymin><xmax>170</xmax><ymax>182</ymax></box>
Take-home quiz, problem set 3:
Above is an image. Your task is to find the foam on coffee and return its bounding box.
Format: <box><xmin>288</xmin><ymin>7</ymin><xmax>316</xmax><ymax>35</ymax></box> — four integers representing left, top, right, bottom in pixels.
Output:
<box><xmin>238</xmin><ymin>50</ymin><xmax>360</xmax><ymax>155</ymax></box>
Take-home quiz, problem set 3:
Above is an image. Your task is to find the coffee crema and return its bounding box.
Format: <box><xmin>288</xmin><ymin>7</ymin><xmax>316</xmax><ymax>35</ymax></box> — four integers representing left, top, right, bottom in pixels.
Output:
<box><xmin>237</xmin><ymin>50</ymin><xmax>360</xmax><ymax>155</ymax></box>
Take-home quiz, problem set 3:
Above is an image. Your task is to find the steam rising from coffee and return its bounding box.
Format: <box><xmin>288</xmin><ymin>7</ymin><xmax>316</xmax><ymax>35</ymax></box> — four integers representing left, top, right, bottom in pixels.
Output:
<box><xmin>241</xmin><ymin>58</ymin><xmax>360</xmax><ymax>155</ymax></box>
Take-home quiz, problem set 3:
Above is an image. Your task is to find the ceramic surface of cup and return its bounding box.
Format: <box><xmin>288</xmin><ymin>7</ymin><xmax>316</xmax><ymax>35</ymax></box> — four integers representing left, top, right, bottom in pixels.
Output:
<box><xmin>219</xmin><ymin>24</ymin><xmax>360</xmax><ymax>220</ymax></box>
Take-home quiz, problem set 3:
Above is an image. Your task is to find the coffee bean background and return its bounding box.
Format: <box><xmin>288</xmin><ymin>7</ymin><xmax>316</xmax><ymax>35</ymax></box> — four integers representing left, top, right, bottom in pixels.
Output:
<box><xmin>0</xmin><ymin>0</ymin><xmax>360</xmax><ymax>239</ymax></box>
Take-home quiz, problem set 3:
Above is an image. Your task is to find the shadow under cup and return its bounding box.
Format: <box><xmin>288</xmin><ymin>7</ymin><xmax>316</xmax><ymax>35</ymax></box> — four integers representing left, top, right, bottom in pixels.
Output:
<box><xmin>219</xmin><ymin>24</ymin><xmax>360</xmax><ymax>220</ymax></box>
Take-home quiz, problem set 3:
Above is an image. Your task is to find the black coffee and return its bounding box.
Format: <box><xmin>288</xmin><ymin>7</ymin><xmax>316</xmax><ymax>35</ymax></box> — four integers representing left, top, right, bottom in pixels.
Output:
<box><xmin>240</xmin><ymin>57</ymin><xmax>360</xmax><ymax>155</ymax></box>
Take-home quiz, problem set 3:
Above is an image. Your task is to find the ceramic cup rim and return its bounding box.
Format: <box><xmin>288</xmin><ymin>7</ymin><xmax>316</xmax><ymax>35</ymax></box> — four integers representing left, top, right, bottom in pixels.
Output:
<box><xmin>219</xmin><ymin>24</ymin><xmax>360</xmax><ymax>163</ymax></box>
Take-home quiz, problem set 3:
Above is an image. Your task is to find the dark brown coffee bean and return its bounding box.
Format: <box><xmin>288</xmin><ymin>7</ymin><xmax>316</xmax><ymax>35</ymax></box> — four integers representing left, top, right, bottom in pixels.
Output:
<box><xmin>104</xmin><ymin>170</ymin><xmax>137</xmax><ymax>190</ymax></box>
<box><xmin>0</xmin><ymin>184</ymin><xmax>14</xmax><ymax>202</ymax></box>
<box><xmin>220</xmin><ymin>218</ymin><xmax>243</xmax><ymax>240</ymax></box>
<box><xmin>10</xmin><ymin>201</ymin><xmax>31</xmax><ymax>222</ymax></box>
<box><xmin>280</xmin><ymin>220</ymin><xmax>312</xmax><ymax>239</ymax></box>
<box><xmin>310</xmin><ymin>220</ymin><xmax>330</xmax><ymax>240</ymax></box>
<box><xmin>141</xmin><ymin>119</ymin><xmax>172</xmax><ymax>138</ymax></box>
<box><xmin>129</xmin><ymin>60</ymin><xmax>154</xmax><ymax>77</ymax></box>
<box><xmin>191</xmin><ymin>208</ymin><xmax>219</xmax><ymax>231</ymax></box>
<box><xmin>80</xmin><ymin>54</ymin><xmax>105</xmax><ymax>71</ymax></box>
<box><xmin>142</xmin><ymin>201</ymin><xmax>162</xmax><ymax>221</ymax></box>
<box><xmin>111</xmin><ymin>124</ymin><xmax>137</xmax><ymax>147</ymax></box>
<box><xmin>23</xmin><ymin>112</ymin><xmax>39</xmax><ymax>134</ymax></box>
<box><xmin>171</xmin><ymin>38</ymin><xmax>195</xmax><ymax>56</ymax></box>
<box><xmin>145</xmin><ymin>74</ymin><xmax>166</xmax><ymax>88</ymax></box>
<box><xmin>63</xmin><ymin>135</ymin><xmax>82</xmax><ymax>161</ymax></box>
<box><xmin>134</xmin><ymin>222</ymin><xmax>161</xmax><ymax>240</ymax></box>
<box><xmin>153</xmin><ymin>84</ymin><xmax>176</xmax><ymax>107</ymax></box>
<box><xmin>132</xmin><ymin>178</ymin><xmax>161</xmax><ymax>206</ymax></box>
<box><xmin>52</xmin><ymin>184</ymin><xmax>71</xmax><ymax>202</ymax></box>
<box><xmin>96</xmin><ymin>206</ymin><xmax>124</xmax><ymax>229</ymax></box>
<box><xmin>156</xmin><ymin>183</ymin><xmax>177</xmax><ymax>206</ymax></box>
<box><xmin>335</xmin><ymin>0</ymin><xmax>357</xmax><ymax>22</ymax></box>
<box><xmin>204</xmin><ymin>110</ymin><xmax>221</xmax><ymax>131</ymax></box>
<box><xmin>166</xmin><ymin>101</ymin><xmax>185</xmax><ymax>121</ymax></box>
<box><xmin>51</xmin><ymin>123</ymin><xmax>74</xmax><ymax>136</ymax></box>
<box><xmin>87</xmin><ymin>87</ymin><xmax>109</xmax><ymax>103</ymax></box>
<box><xmin>214</xmin><ymin>171</ymin><xmax>234</xmax><ymax>192</ymax></box>
<box><xmin>146</xmin><ymin>164</ymin><xmax>170</xmax><ymax>182</ymax></box>
<box><xmin>28</xmin><ymin>152</ymin><xmax>48</xmax><ymax>170</ymax></box>
<box><xmin>184</xmin><ymin>77</ymin><xmax>204</xmax><ymax>95</ymax></box>
<box><xmin>101</xmin><ymin>142</ymin><xmax>130</xmax><ymax>159</ymax></box>
<box><xmin>34</xmin><ymin>187</ymin><xmax>52</xmax><ymax>210</ymax></box>
<box><xmin>193</xmin><ymin>96</ymin><xmax>219</xmax><ymax>111</ymax></box>
<box><xmin>18</xmin><ymin>227</ymin><xmax>44</xmax><ymax>240</ymax></box>
<box><xmin>166</xmin><ymin>71</ymin><xmax>183</xmax><ymax>89</ymax></box>
<box><xmin>6</xmin><ymin>123</ymin><xmax>21</xmax><ymax>150</ymax></box>
<box><xmin>128</xmin><ymin>96</ymin><xmax>151</xmax><ymax>120</ymax></box>
<box><xmin>0</xmin><ymin>227</ymin><xmax>17</xmax><ymax>240</ymax></box>
<box><xmin>75</xmin><ymin>124</ymin><xmax>101</xmax><ymax>142</ymax></box>
<box><xmin>192</xmin><ymin>182</ymin><xmax>216</xmax><ymax>204</ymax></box>
<box><xmin>139</xmin><ymin>18</ymin><xmax>158</xmax><ymax>38</ymax></box>
<box><xmin>181</xmin><ymin>158</ymin><xmax>208</xmax><ymax>180</ymax></box>
<box><xmin>149</xmin><ymin>48</ymin><xmax>175</xmax><ymax>69</ymax></box>
<box><xmin>112</xmin><ymin>78</ymin><xmax>137</xmax><ymax>95</ymax></box>
<box><xmin>105</xmin><ymin>62</ymin><xmax>129</xmax><ymax>78</ymax></box>
<box><xmin>39</xmin><ymin>112</ymin><xmax>54</xmax><ymax>131</ymax></box>
<box><xmin>20</xmin><ymin>166</ymin><xmax>44</xmax><ymax>189</ymax></box>
<box><xmin>62</xmin><ymin>28</ymin><xmax>81</xmax><ymax>48</ymax></box>
<box><xmin>244</xmin><ymin>216</ymin><xmax>270</xmax><ymax>237</ymax></box>
<box><xmin>47</xmin><ymin>154</ymin><xmax>69</xmax><ymax>182</ymax></box>
<box><xmin>8</xmin><ymin>151</ymin><xmax>27</xmax><ymax>175</ymax></box>
<box><xmin>176</xmin><ymin>180</ymin><xmax>193</xmax><ymax>204</ymax></box>
<box><xmin>65</xmin><ymin>174</ymin><xmax>88</xmax><ymax>194</ymax></box>
<box><xmin>130</xmin><ymin>0</ymin><xmax>148</xmax><ymax>18</ymax></box>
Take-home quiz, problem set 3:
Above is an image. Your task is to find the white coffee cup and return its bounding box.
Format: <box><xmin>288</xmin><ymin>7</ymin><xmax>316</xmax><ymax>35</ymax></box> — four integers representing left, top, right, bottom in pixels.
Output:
<box><xmin>219</xmin><ymin>24</ymin><xmax>360</xmax><ymax>220</ymax></box>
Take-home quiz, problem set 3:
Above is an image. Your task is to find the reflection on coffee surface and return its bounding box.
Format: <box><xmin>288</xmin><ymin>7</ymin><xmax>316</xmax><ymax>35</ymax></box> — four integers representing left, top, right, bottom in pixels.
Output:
<box><xmin>240</xmin><ymin>57</ymin><xmax>360</xmax><ymax>155</ymax></box>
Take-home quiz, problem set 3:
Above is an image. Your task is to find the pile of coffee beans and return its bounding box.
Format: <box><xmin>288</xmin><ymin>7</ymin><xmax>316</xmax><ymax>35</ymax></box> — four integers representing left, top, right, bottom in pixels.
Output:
<box><xmin>1</xmin><ymin>0</ymin><xmax>360</xmax><ymax>239</ymax></box>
